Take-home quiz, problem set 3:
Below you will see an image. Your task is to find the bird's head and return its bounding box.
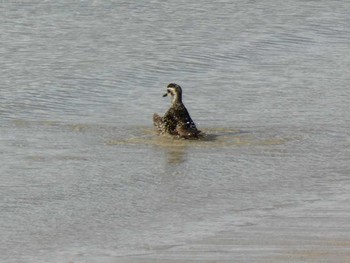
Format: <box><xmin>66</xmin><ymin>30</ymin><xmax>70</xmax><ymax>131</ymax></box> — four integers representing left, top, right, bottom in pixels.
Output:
<box><xmin>163</xmin><ymin>83</ymin><xmax>183</xmax><ymax>103</ymax></box>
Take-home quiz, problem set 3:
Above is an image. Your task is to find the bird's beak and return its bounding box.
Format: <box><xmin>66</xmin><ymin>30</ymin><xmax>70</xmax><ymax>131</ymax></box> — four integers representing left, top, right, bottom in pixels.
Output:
<box><xmin>162</xmin><ymin>93</ymin><xmax>168</xmax><ymax>97</ymax></box>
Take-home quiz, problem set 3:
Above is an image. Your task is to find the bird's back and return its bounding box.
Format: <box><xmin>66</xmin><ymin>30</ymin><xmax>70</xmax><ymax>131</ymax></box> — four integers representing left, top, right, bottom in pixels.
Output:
<box><xmin>171</xmin><ymin>103</ymin><xmax>200</xmax><ymax>138</ymax></box>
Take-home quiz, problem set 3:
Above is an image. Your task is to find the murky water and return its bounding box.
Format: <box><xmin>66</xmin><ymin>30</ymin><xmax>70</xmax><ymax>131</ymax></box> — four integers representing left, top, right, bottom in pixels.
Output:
<box><xmin>1</xmin><ymin>1</ymin><xmax>350</xmax><ymax>262</ymax></box>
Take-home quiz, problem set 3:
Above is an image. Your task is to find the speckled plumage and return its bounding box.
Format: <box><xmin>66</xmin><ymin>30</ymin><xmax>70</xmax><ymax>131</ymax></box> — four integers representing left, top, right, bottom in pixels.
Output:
<box><xmin>153</xmin><ymin>83</ymin><xmax>201</xmax><ymax>139</ymax></box>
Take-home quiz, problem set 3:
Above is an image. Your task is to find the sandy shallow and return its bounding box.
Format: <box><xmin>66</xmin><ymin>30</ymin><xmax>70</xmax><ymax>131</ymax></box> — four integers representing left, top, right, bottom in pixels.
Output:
<box><xmin>118</xmin><ymin>198</ymin><xmax>350</xmax><ymax>263</ymax></box>
<box><xmin>118</xmin><ymin>238</ymin><xmax>350</xmax><ymax>263</ymax></box>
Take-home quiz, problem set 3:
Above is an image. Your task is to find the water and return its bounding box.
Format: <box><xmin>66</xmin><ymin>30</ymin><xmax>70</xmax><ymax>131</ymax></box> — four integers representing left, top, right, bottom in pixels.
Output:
<box><xmin>1</xmin><ymin>1</ymin><xmax>350</xmax><ymax>262</ymax></box>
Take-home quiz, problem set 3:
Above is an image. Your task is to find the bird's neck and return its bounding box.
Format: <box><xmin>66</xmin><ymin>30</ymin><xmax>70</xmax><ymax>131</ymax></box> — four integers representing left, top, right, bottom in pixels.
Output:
<box><xmin>172</xmin><ymin>93</ymin><xmax>182</xmax><ymax>104</ymax></box>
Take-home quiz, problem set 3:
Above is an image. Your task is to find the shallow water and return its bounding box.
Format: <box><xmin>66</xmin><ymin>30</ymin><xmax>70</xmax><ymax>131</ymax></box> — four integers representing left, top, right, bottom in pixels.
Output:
<box><xmin>1</xmin><ymin>1</ymin><xmax>350</xmax><ymax>262</ymax></box>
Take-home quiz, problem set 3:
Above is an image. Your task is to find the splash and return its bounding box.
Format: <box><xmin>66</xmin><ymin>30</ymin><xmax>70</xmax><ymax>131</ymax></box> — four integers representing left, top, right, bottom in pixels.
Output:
<box><xmin>105</xmin><ymin>127</ymin><xmax>296</xmax><ymax>148</ymax></box>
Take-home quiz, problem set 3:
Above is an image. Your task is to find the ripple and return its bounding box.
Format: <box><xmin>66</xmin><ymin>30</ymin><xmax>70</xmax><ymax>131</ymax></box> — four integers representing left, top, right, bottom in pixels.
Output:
<box><xmin>105</xmin><ymin>127</ymin><xmax>297</xmax><ymax>148</ymax></box>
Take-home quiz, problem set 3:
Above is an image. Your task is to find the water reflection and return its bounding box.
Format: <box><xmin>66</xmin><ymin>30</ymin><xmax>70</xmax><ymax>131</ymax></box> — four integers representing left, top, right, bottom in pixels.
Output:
<box><xmin>158</xmin><ymin>143</ymin><xmax>188</xmax><ymax>165</ymax></box>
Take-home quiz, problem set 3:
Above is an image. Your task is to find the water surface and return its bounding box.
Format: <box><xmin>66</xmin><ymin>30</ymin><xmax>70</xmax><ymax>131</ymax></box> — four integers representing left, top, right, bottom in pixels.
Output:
<box><xmin>1</xmin><ymin>1</ymin><xmax>350</xmax><ymax>262</ymax></box>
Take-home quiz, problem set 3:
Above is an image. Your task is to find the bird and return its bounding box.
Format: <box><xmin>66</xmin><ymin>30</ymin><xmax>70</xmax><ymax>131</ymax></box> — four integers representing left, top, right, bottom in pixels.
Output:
<box><xmin>153</xmin><ymin>83</ymin><xmax>201</xmax><ymax>139</ymax></box>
